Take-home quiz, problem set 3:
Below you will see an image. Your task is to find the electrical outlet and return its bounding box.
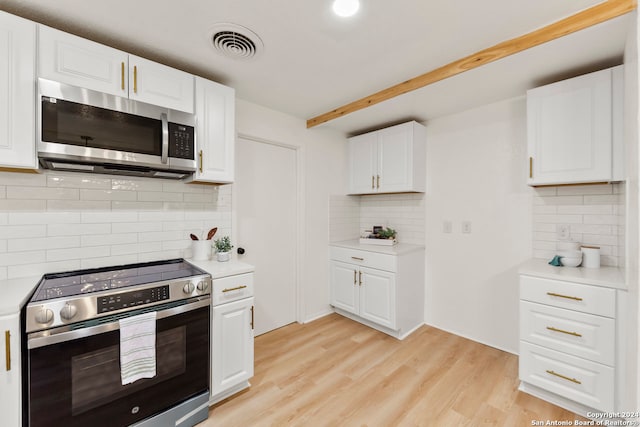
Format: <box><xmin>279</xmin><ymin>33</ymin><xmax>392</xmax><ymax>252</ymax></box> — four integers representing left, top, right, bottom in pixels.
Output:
<box><xmin>443</xmin><ymin>221</ymin><xmax>452</xmax><ymax>233</ymax></box>
<box><xmin>557</xmin><ymin>224</ymin><xmax>570</xmax><ymax>240</ymax></box>
<box><xmin>462</xmin><ymin>221</ymin><xmax>472</xmax><ymax>234</ymax></box>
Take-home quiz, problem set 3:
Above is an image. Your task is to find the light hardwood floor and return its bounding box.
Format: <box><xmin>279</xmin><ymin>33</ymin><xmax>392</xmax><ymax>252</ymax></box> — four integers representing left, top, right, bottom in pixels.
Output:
<box><xmin>202</xmin><ymin>313</ymin><xmax>584</xmax><ymax>426</ymax></box>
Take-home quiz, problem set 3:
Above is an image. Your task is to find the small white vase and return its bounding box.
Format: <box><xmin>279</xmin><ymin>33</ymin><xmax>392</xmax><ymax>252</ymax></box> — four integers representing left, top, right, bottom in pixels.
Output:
<box><xmin>217</xmin><ymin>251</ymin><xmax>231</xmax><ymax>262</ymax></box>
<box><xmin>191</xmin><ymin>240</ymin><xmax>212</xmax><ymax>261</ymax></box>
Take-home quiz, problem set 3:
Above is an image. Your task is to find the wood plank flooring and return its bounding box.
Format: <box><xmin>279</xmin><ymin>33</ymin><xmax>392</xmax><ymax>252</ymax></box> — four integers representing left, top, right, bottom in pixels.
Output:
<box><xmin>201</xmin><ymin>314</ymin><xmax>584</xmax><ymax>426</ymax></box>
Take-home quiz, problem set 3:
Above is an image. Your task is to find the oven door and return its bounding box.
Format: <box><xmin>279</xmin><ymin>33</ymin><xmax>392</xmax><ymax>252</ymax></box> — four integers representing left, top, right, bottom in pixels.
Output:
<box><xmin>25</xmin><ymin>298</ymin><xmax>209</xmax><ymax>427</ymax></box>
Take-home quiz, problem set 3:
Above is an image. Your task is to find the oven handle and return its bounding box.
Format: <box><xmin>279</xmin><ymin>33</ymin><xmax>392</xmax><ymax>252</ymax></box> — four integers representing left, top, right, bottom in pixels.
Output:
<box><xmin>27</xmin><ymin>297</ymin><xmax>210</xmax><ymax>350</ymax></box>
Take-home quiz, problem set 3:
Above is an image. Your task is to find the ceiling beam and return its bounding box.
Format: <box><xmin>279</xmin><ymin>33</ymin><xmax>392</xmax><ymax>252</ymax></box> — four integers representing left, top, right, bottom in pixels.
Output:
<box><xmin>306</xmin><ymin>0</ymin><xmax>637</xmax><ymax>128</ymax></box>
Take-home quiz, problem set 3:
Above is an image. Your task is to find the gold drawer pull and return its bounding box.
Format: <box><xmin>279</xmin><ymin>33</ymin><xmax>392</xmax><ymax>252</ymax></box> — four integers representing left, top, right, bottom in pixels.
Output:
<box><xmin>222</xmin><ymin>285</ymin><xmax>247</xmax><ymax>293</ymax></box>
<box><xmin>351</xmin><ymin>256</ymin><xmax>364</xmax><ymax>261</ymax></box>
<box><xmin>546</xmin><ymin>370</ymin><xmax>581</xmax><ymax>385</ymax></box>
<box><xmin>546</xmin><ymin>326</ymin><xmax>582</xmax><ymax>337</ymax></box>
<box><xmin>5</xmin><ymin>330</ymin><xmax>10</xmax><ymax>372</ymax></box>
<box><xmin>546</xmin><ymin>292</ymin><xmax>583</xmax><ymax>301</ymax></box>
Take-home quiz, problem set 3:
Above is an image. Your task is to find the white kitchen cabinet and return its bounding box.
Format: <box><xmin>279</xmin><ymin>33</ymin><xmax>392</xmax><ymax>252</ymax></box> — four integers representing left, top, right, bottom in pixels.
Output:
<box><xmin>348</xmin><ymin>121</ymin><xmax>426</xmax><ymax>195</ymax></box>
<box><xmin>210</xmin><ymin>272</ymin><xmax>254</xmax><ymax>404</ymax></box>
<box><xmin>189</xmin><ymin>77</ymin><xmax>236</xmax><ymax>184</ymax></box>
<box><xmin>0</xmin><ymin>312</ymin><xmax>21</xmax><ymax>427</ymax></box>
<box><xmin>527</xmin><ymin>65</ymin><xmax>623</xmax><ymax>186</ymax></box>
<box><xmin>519</xmin><ymin>274</ymin><xmax>619</xmax><ymax>414</ymax></box>
<box><xmin>0</xmin><ymin>11</ymin><xmax>37</xmax><ymax>169</ymax></box>
<box><xmin>329</xmin><ymin>242</ymin><xmax>423</xmax><ymax>339</ymax></box>
<box><xmin>38</xmin><ymin>25</ymin><xmax>194</xmax><ymax>113</ymax></box>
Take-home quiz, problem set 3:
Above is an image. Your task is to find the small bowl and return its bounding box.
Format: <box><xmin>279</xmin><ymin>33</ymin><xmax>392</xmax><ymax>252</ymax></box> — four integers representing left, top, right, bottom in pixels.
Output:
<box><xmin>560</xmin><ymin>256</ymin><xmax>582</xmax><ymax>267</ymax></box>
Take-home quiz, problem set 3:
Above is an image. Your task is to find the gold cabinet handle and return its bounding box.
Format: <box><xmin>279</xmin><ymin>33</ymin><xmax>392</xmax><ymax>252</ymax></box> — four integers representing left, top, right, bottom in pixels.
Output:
<box><xmin>199</xmin><ymin>150</ymin><xmax>203</xmax><ymax>173</ymax></box>
<box><xmin>250</xmin><ymin>306</ymin><xmax>254</xmax><ymax>329</ymax></box>
<box><xmin>222</xmin><ymin>285</ymin><xmax>247</xmax><ymax>293</ymax></box>
<box><xmin>358</xmin><ymin>271</ymin><xmax>362</xmax><ymax>286</ymax></box>
<box><xmin>133</xmin><ymin>65</ymin><xmax>138</xmax><ymax>93</ymax></box>
<box><xmin>5</xmin><ymin>330</ymin><xmax>10</xmax><ymax>372</ymax></box>
<box><xmin>546</xmin><ymin>369</ymin><xmax>581</xmax><ymax>384</ymax></box>
<box><xmin>529</xmin><ymin>157</ymin><xmax>533</xmax><ymax>179</ymax></box>
<box><xmin>353</xmin><ymin>270</ymin><xmax>357</xmax><ymax>285</ymax></box>
<box><xmin>376</xmin><ymin>174</ymin><xmax>380</xmax><ymax>189</ymax></box>
<box><xmin>546</xmin><ymin>292</ymin><xmax>583</xmax><ymax>302</ymax></box>
<box><xmin>121</xmin><ymin>62</ymin><xmax>125</xmax><ymax>91</ymax></box>
<box><xmin>351</xmin><ymin>256</ymin><xmax>364</xmax><ymax>261</ymax></box>
<box><xmin>546</xmin><ymin>326</ymin><xmax>582</xmax><ymax>337</ymax></box>
<box><xmin>371</xmin><ymin>175</ymin><xmax>375</xmax><ymax>190</ymax></box>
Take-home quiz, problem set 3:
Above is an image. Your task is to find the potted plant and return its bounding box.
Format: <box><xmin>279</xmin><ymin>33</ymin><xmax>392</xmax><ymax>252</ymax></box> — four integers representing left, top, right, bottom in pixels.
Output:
<box><xmin>214</xmin><ymin>236</ymin><xmax>233</xmax><ymax>262</ymax></box>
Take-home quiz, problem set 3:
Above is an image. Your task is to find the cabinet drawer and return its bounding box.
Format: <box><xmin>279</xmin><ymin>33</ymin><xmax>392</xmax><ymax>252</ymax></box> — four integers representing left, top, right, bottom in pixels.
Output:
<box><xmin>520</xmin><ymin>275</ymin><xmax>615</xmax><ymax>317</ymax></box>
<box><xmin>519</xmin><ymin>341</ymin><xmax>614</xmax><ymax>412</ymax></box>
<box><xmin>212</xmin><ymin>273</ymin><xmax>254</xmax><ymax>306</ymax></box>
<box><xmin>330</xmin><ymin>247</ymin><xmax>396</xmax><ymax>272</ymax></box>
<box><xmin>520</xmin><ymin>301</ymin><xmax>615</xmax><ymax>366</ymax></box>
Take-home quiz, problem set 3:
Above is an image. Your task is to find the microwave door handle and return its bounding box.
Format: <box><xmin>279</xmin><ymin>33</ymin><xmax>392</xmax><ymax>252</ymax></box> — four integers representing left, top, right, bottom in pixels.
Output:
<box><xmin>161</xmin><ymin>113</ymin><xmax>169</xmax><ymax>164</ymax></box>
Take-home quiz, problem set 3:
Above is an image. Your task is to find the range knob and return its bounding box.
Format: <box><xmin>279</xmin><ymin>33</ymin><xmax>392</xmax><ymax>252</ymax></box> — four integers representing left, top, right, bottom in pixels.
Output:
<box><xmin>35</xmin><ymin>307</ymin><xmax>54</xmax><ymax>324</ymax></box>
<box><xmin>60</xmin><ymin>303</ymin><xmax>78</xmax><ymax>321</ymax></box>
<box><xmin>197</xmin><ymin>280</ymin><xmax>209</xmax><ymax>291</ymax></box>
<box><xmin>183</xmin><ymin>282</ymin><xmax>195</xmax><ymax>294</ymax></box>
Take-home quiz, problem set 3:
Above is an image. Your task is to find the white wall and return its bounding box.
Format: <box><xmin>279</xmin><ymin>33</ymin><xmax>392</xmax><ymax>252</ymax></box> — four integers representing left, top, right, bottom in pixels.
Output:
<box><xmin>424</xmin><ymin>96</ymin><xmax>532</xmax><ymax>354</ymax></box>
<box><xmin>235</xmin><ymin>99</ymin><xmax>347</xmax><ymax>323</ymax></box>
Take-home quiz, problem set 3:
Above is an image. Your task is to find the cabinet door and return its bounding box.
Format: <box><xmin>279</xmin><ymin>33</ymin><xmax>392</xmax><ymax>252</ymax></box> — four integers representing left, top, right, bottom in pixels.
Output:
<box><xmin>330</xmin><ymin>261</ymin><xmax>359</xmax><ymax>314</ymax></box>
<box><xmin>0</xmin><ymin>12</ymin><xmax>36</xmax><ymax>169</ymax></box>
<box><xmin>359</xmin><ymin>267</ymin><xmax>396</xmax><ymax>329</ymax></box>
<box><xmin>377</xmin><ymin>123</ymin><xmax>412</xmax><ymax>193</ymax></box>
<box><xmin>38</xmin><ymin>25</ymin><xmax>128</xmax><ymax>97</ymax></box>
<box><xmin>191</xmin><ymin>77</ymin><xmax>235</xmax><ymax>183</ymax></box>
<box><xmin>527</xmin><ymin>68</ymin><xmax>612</xmax><ymax>185</ymax></box>
<box><xmin>211</xmin><ymin>297</ymin><xmax>254</xmax><ymax>396</ymax></box>
<box><xmin>128</xmin><ymin>55</ymin><xmax>194</xmax><ymax>113</ymax></box>
<box><xmin>348</xmin><ymin>133</ymin><xmax>377</xmax><ymax>194</ymax></box>
<box><xmin>0</xmin><ymin>313</ymin><xmax>21</xmax><ymax>427</ymax></box>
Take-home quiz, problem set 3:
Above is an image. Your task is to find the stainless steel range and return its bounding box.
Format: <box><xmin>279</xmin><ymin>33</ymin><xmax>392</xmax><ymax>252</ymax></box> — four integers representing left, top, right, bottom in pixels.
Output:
<box><xmin>22</xmin><ymin>258</ymin><xmax>212</xmax><ymax>427</ymax></box>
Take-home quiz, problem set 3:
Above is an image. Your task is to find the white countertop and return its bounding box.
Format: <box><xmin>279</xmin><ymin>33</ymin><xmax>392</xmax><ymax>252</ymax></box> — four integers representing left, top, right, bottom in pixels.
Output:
<box><xmin>0</xmin><ymin>275</ymin><xmax>41</xmax><ymax>316</ymax></box>
<box><xmin>187</xmin><ymin>258</ymin><xmax>255</xmax><ymax>279</ymax></box>
<box><xmin>519</xmin><ymin>258</ymin><xmax>626</xmax><ymax>290</ymax></box>
<box><xmin>330</xmin><ymin>239</ymin><xmax>425</xmax><ymax>255</ymax></box>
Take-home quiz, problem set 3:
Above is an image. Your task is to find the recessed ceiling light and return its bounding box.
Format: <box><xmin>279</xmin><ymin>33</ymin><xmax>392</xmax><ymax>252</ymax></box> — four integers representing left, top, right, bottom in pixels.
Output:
<box><xmin>332</xmin><ymin>0</ymin><xmax>360</xmax><ymax>17</ymax></box>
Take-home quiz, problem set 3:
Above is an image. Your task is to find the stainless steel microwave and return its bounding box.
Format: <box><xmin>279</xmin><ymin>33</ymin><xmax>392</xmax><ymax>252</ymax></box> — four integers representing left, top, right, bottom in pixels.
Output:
<box><xmin>37</xmin><ymin>78</ymin><xmax>197</xmax><ymax>179</ymax></box>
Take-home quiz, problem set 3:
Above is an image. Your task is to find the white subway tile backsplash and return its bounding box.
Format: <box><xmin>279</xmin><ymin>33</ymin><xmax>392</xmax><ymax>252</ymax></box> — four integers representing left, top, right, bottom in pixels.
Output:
<box><xmin>531</xmin><ymin>183</ymin><xmax>623</xmax><ymax>267</ymax></box>
<box><xmin>0</xmin><ymin>171</ymin><xmax>233</xmax><ymax>279</ymax></box>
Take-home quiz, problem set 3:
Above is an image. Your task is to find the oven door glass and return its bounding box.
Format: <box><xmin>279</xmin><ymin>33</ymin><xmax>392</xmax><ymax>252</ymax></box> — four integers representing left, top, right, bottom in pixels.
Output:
<box><xmin>27</xmin><ymin>303</ymin><xmax>209</xmax><ymax>427</ymax></box>
<box><xmin>41</xmin><ymin>97</ymin><xmax>163</xmax><ymax>156</ymax></box>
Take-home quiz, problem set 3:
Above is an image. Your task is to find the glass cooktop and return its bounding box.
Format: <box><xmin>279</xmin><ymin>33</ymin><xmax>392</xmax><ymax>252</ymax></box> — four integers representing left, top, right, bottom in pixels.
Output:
<box><xmin>31</xmin><ymin>258</ymin><xmax>207</xmax><ymax>302</ymax></box>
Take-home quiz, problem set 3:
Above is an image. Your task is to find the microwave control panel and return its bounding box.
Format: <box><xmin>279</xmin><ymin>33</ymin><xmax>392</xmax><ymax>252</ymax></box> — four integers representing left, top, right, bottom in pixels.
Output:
<box><xmin>169</xmin><ymin>123</ymin><xmax>195</xmax><ymax>160</ymax></box>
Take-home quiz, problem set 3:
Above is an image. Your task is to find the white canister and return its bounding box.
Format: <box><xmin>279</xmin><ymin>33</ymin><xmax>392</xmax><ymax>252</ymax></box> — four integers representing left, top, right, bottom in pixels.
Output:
<box><xmin>581</xmin><ymin>245</ymin><xmax>601</xmax><ymax>269</ymax></box>
<box><xmin>191</xmin><ymin>240</ymin><xmax>212</xmax><ymax>261</ymax></box>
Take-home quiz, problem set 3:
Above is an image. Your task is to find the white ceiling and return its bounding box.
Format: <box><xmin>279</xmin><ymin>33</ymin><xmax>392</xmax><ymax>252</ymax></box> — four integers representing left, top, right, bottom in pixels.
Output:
<box><xmin>0</xmin><ymin>0</ymin><xmax>632</xmax><ymax>135</ymax></box>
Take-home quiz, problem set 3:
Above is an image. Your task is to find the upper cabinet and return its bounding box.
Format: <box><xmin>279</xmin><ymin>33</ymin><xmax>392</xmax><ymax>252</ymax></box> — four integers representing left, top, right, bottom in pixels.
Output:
<box><xmin>38</xmin><ymin>26</ymin><xmax>194</xmax><ymax>113</ymax></box>
<box><xmin>527</xmin><ymin>66</ymin><xmax>623</xmax><ymax>186</ymax></box>
<box><xmin>348</xmin><ymin>121</ymin><xmax>426</xmax><ymax>195</ymax></box>
<box><xmin>0</xmin><ymin>11</ymin><xmax>37</xmax><ymax>169</ymax></box>
<box><xmin>188</xmin><ymin>77</ymin><xmax>235</xmax><ymax>184</ymax></box>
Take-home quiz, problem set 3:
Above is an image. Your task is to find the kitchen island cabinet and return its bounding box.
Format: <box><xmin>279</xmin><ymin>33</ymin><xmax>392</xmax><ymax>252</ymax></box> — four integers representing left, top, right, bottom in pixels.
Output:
<box><xmin>38</xmin><ymin>25</ymin><xmax>194</xmax><ymax>113</ymax></box>
<box><xmin>348</xmin><ymin>121</ymin><xmax>426</xmax><ymax>195</ymax></box>
<box><xmin>329</xmin><ymin>241</ymin><xmax>424</xmax><ymax>339</ymax></box>
<box><xmin>0</xmin><ymin>11</ymin><xmax>36</xmax><ymax>170</ymax></box>
<box><xmin>527</xmin><ymin>65</ymin><xmax>623</xmax><ymax>186</ymax></box>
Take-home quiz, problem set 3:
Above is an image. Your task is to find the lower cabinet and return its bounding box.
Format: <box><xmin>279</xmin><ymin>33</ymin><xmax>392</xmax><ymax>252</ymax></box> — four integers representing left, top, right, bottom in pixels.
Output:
<box><xmin>210</xmin><ymin>272</ymin><xmax>254</xmax><ymax>404</ymax></box>
<box><xmin>329</xmin><ymin>243</ymin><xmax>424</xmax><ymax>339</ymax></box>
<box><xmin>519</xmin><ymin>274</ymin><xmax>621</xmax><ymax>415</ymax></box>
<box><xmin>0</xmin><ymin>312</ymin><xmax>21</xmax><ymax>427</ymax></box>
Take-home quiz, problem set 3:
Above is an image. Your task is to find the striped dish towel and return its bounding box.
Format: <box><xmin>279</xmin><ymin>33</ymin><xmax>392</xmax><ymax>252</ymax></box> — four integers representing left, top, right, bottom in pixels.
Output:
<box><xmin>119</xmin><ymin>311</ymin><xmax>157</xmax><ymax>385</ymax></box>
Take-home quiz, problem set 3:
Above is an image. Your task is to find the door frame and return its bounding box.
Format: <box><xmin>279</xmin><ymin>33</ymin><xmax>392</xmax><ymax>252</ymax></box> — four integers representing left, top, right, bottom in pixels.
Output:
<box><xmin>232</xmin><ymin>133</ymin><xmax>305</xmax><ymax>326</ymax></box>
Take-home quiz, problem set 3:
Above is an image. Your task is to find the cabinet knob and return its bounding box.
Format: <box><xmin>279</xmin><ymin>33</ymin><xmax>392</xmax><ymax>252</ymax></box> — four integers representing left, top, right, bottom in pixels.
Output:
<box><xmin>237</xmin><ymin>247</ymin><xmax>246</xmax><ymax>255</ymax></box>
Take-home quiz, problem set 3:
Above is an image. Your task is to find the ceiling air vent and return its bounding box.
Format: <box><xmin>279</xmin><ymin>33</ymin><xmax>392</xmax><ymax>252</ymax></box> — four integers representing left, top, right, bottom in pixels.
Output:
<box><xmin>209</xmin><ymin>23</ymin><xmax>263</xmax><ymax>60</ymax></box>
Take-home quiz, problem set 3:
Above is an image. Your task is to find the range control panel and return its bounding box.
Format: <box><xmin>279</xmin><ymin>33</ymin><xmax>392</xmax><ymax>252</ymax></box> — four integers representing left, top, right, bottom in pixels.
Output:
<box><xmin>98</xmin><ymin>285</ymin><xmax>170</xmax><ymax>313</ymax></box>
